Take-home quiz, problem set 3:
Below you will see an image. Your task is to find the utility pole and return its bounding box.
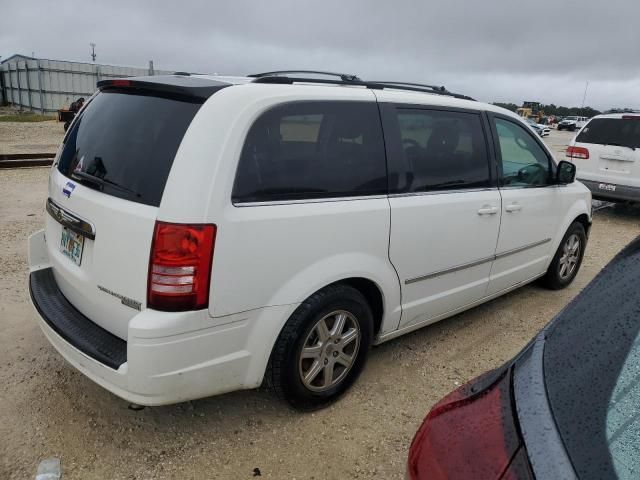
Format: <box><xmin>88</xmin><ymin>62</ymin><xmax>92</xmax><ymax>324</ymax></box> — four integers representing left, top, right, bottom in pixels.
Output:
<box><xmin>580</xmin><ymin>81</ymin><xmax>589</xmax><ymax>115</ymax></box>
<box><xmin>90</xmin><ymin>43</ymin><xmax>97</xmax><ymax>62</ymax></box>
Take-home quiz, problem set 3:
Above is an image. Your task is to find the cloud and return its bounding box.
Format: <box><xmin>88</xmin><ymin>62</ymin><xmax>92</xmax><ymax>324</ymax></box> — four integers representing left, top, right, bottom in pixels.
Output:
<box><xmin>2</xmin><ymin>0</ymin><xmax>638</xmax><ymax>110</ymax></box>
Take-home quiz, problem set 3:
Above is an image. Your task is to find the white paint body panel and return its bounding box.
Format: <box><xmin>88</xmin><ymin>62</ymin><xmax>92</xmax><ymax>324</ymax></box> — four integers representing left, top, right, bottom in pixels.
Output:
<box><xmin>389</xmin><ymin>190</ymin><xmax>501</xmax><ymax>329</ymax></box>
<box><xmin>487</xmin><ymin>186</ymin><xmax>563</xmax><ymax>295</ymax></box>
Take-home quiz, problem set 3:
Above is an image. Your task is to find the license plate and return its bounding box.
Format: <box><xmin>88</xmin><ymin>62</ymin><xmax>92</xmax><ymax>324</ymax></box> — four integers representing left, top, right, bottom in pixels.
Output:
<box><xmin>60</xmin><ymin>227</ymin><xmax>84</xmax><ymax>266</ymax></box>
<box><xmin>599</xmin><ymin>183</ymin><xmax>617</xmax><ymax>192</ymax></box>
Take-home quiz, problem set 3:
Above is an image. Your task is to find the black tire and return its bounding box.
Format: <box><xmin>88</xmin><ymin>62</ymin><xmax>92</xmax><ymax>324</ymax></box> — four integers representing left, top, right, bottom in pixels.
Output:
<box><xmin>267</xmin><ymin>284</ymin><xmax>373</xmax><ymax>410</ymax></box>
<box><xmin>570</xmin><ymin>125</ymin><xmax>576</xmax><ymax>132</ymax></box>
<box><xmin>542</xmin><ymin>222</ymin><xmax>587</xmax><ymax>290</ymax></box>
<box><xmin>557</xmin><ymin>125</ymin><xmax>563</xmax><ymax>131</ymax></box>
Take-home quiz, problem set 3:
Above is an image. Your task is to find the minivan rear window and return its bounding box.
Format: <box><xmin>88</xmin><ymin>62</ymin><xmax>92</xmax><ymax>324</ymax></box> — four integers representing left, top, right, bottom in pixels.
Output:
<box><xmin>576</xmin><ymin>118</ymin><xmax>640</xmax><ymax>149</ymax></box>
<box><xmin>57</xmin><ymin>90</ymin><xmax>202</xmax><ymax>207</ymax></box>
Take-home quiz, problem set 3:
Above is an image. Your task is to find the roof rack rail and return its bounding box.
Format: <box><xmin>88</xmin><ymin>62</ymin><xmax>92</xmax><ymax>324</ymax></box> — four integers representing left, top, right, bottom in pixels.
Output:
<box><xmin>248</xmin><ymin>72</ymin><xmax>474</xmax><ymax>100</ymax></box>
<box><xmin>249</xmin><ymin>70</ymin><xmax>362</xmax><ymax>82</ymax></box>
<box><xmin>370</xmin><ymin>81</ymin><xmax>446</xmax><ymax>92</ymax></box>
<box><xmin>369</xmin><ymin>81</ymin><xmax>475</xmax><ymax>100</ymax></box>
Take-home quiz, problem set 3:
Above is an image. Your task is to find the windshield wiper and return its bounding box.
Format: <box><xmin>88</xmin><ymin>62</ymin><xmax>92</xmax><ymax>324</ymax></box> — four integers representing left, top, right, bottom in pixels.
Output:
<box><xmin>71</xmin><ymin>171</ymin><xmax>141</xmax><ymax>197</ymax></box>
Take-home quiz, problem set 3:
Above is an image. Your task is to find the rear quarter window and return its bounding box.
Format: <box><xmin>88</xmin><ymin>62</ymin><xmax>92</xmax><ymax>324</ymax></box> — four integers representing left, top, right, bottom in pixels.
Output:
<box><xmin>232</xmin><ymin>101</ymin><xmax>387</xmax><ymax>203</ymax></box>
<box><xmin>57</xmin><ymin>90</ymin><xmax>202</xmax><ymax>207</ymax></box>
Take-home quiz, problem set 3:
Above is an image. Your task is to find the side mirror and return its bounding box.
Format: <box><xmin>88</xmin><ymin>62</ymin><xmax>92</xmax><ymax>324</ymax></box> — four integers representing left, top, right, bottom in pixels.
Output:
<box><xmin>556</xmin><ymin>160</ymin><xmax>576</xmax><ymax>184</ymax></box>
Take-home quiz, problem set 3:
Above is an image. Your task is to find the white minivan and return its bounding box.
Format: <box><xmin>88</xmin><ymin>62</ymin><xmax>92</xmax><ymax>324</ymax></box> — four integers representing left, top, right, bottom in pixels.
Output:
<box><xmin>567</xmin><ymin>113</ymin><xmax>640</xmax><ymax>202</ymax></box>
<box><xmin>28</xmin><ymin>72</ymin><xmax>592</xmax><ymax>409</ymax></box>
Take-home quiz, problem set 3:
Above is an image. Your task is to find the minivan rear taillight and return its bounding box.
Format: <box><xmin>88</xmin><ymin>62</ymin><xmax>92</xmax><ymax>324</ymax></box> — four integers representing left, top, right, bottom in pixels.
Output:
<box><xmin>148</xmin><ymin>221</ymin><xmax>216</xmax><ymax>311</ymax></box>
<box><xmin>567</xmin><ymin>146</ymin><xmax>589</xmax><ymax>159</ymax></box>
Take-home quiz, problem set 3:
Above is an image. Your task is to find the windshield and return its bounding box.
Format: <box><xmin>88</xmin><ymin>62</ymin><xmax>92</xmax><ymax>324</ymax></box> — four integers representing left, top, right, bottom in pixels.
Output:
<box><xmin>576</xmin><ymin>118</ymin><xmax>640</xmax><ymax>149</ymax></box>
<box><xmin>57</xmin><ymin>90</ymin><xmax>203</xmax><ymax>207</ymax></box>
<box><xmin>544</xmin><ymin>238</ymin><xmax>640</xmax><ymax>479</ymax></box>
<box><xmin>565</xmin><ymin>116</ymin><xmax>578</xmax><ymax>121</ymax></box>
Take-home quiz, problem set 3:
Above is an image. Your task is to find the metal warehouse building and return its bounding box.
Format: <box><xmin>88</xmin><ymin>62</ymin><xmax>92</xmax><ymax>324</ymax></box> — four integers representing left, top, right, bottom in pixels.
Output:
<box><xmin>0</xmin><ymin>54</ymin><xmax>171</xmax><ymax>113</ymax></box>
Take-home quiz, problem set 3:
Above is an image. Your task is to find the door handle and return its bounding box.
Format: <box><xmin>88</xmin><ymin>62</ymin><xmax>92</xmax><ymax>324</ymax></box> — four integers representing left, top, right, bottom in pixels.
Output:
<box><xmin>477</xmin><ymin>205</ymin><xmax>499</xmax><ymax>216</ymax></box>
<box><xmin>505</xmin><ymin>203</ymin><xmax>523</xmax><ymax>213</ymax></box>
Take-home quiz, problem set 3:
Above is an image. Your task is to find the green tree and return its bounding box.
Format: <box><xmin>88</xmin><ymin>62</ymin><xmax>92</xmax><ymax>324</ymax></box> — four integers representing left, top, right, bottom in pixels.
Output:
<box><xmin>492</xmin><ymin>102</ymin><xmax>519</xmax><ymax>112</ymax></box>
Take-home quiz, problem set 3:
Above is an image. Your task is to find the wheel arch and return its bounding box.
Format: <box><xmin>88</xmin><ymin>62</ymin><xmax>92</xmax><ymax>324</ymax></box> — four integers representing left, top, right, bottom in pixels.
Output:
<box><xmin>547</xmin><ymin>200</ymin><xmax>592</xmax><ymax>271</ymax></box>
<box><xmin>328</xmin><ymin>277</ymin><xmax>385</xmax><ymax>338</ymax></box>
<box><xmin>574</xmin><ymin>212</ymin><xmax>591</xmax><ymax>238</ymax></box>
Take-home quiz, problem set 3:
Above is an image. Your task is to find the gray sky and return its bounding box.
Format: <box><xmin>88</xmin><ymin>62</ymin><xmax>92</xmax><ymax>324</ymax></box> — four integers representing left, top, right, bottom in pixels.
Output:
<box><xmin>2</xmin><ymin>0</ymin><xmax>639</xmax><ymax>110</ymax></box>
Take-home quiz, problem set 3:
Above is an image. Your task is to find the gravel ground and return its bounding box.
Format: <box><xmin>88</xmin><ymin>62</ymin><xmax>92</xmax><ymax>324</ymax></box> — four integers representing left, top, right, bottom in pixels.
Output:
<box><xmin>0</xmin><ymin>108</ymin><xmax>64</xmax><ymax>154</ymax></box>
<box><xmin>543</xmin><ymin>128</ymin><xmax>575</xmax><ymax>158</ymax></box>
<box><xmin>2</xmin><ymin>160</ymin><xmax>640</xmax><ymax>479</ymax></box>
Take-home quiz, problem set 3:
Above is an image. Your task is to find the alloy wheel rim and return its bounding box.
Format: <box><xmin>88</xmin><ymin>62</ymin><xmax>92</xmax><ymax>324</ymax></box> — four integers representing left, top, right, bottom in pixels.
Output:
<box><xmin>558</xmin><ymin>234</ymin><xmax>581</xmax><ymax>280</ymax></box>
<box><xmin>298</xmin><ymin>310</ymin><xmax>361</xmax><ymax>392</ymax></box>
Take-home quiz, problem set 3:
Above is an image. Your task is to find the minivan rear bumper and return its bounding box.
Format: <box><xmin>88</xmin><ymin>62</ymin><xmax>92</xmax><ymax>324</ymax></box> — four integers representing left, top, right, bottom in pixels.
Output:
<box><xmin>579</xmin><ymin>179</ymin><xmax>640</xmax><ymax>203</ymax></box>
<box><xmin>28</xmin><ymin>229</ymin><xmax>288</xmax><ymax>406</ymax></box>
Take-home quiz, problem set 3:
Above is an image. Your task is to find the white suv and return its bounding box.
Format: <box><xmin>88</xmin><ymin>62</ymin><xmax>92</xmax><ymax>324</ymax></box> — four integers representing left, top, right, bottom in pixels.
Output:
<box><xmin>558</xmin><ymin>116</ymin><xmax>589</xmax><ymax>131</ymax></box>
<box><xmin>28</xmin><ymin>72</ymin><xmax>592</xmax><ymax>409</ymax></box>
<box><xmin>567</xmin><ymin>113</ymin><xmax>640</xmax><ymax>202</ymax></box>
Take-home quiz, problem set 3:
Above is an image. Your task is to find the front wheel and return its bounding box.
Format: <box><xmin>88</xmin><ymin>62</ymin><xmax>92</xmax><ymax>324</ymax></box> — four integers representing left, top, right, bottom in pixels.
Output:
<box><xmin>542</xmin><ymin>222</ymin><xmax>587</xmax><ymax>290</ymax></box>
<box><xmin>267</xmin><ymin>284</ymin><xmax>373</xmax><ymax>410</ymax></box>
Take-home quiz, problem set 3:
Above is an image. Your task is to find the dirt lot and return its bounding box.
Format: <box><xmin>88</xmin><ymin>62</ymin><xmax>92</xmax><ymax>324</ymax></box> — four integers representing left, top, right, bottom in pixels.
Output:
<box><xmin>544</xmin><ymin>128</ymin><xmax>576</xmax><ymax>158</ymax></box>
<box><xmin>2</xmin><ymin>147</ymin><xmax>640</xmax><ymax>479</ymax></box>
<box><xmin>0</xmin><ymin>107</ymin><xmax>64</xmax><ymax>155</ymax></box>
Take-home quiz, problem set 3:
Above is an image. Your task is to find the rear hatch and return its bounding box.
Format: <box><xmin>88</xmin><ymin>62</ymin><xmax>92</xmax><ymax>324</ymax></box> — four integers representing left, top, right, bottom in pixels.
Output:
<box><xmin>46</xmin><ymin>80</ymin><xmax>212</xmax><ymax>339</ymax></box>
<box><xmin>570</xmin><ymin>116</ymin><xmax>640</xmax><ymax>188</ymax></box>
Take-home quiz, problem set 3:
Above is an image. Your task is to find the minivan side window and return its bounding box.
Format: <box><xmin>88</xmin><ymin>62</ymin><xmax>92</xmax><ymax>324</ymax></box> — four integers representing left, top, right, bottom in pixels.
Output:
<box><xmin>388</xmin><ymin>108</ymin><xmax>491</xmax><ymax>193</ymax></box>
<box><xmin>494</xmin><ymin>117</ymin><xmax>552</xmax><ymax>187</ymax></box>
<box><xmin>232</xmin><ymin>102</ymin><xmax>387</xmax><ymax>203</ymax></box>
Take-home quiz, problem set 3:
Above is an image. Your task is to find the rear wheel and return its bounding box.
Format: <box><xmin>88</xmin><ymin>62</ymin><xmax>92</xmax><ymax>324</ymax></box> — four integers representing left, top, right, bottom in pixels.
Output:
<box><xmin>267</xmin><ymin>284</ymin><xmax>373</xmax><ymax>410</ymax></box>
<box><xmin>542</xmin><ymin>222</ymin><xmax>586</xmax><ymax>289</ymax></box>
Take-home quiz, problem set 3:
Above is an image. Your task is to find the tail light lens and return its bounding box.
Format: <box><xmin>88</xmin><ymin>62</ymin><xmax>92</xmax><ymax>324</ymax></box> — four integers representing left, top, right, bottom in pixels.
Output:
<box><xmin>567</xmin><ymin>146</ymin><xmax>589</xmax><ymax>159</ymax></box>
<box><xmin>407</xmin><ymin>368</ymin><xmax>530</xmax><ymax>480</ymax></box>
<box><xmin>148</xmin><ymin>221</ymin><xmax>216</xmax><ymax>311</ymax></box>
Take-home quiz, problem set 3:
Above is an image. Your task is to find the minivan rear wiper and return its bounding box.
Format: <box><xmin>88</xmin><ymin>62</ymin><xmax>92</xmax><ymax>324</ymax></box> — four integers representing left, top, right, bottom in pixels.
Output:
<box><xmin>603</xmin><ymin>142</ymin><xmax>636</xmax><ymax>151</ymax></box>
<box><xmin>71</xmin><ymin>171</ymin><xmax>141</xmax><ymax>197</ymax></box>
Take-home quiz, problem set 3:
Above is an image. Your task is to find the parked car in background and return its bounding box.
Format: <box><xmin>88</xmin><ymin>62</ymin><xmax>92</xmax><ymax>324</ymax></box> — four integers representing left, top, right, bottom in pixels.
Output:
<box><xmin>524</xmin><ymin>117</ymin><xmax>550</xmax><ymax>137</ymax></box>
<box><xmin>28</xmin><ymin>71</ymin><xmax>591</xmax><ymax>410</ymax></box>
<box><xmin>557</xmin><ymin>115</ymin><xmax>589</xmax><ymax>131</ymax></box>
<box><xmin>407</xmin><ymin>236</ymin><xmax>640</xmax><ymax>479</ymax></box>
<box><xmin>567</xmin><ymin>113</ymin><xmax>640</xmax><ymax>203</ymax></box>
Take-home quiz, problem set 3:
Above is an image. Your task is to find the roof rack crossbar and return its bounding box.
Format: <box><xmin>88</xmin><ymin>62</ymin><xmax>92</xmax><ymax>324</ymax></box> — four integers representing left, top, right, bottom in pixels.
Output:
<box><xmin>249</xmin><ymin>70</ymin><xmax>362</xmax><ymax>82</ymax></box>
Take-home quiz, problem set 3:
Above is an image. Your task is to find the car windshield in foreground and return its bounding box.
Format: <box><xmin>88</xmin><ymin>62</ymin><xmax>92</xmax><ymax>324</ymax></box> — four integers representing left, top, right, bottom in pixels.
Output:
<box><xmin>57</xmin><ymin>90</ymin><xmax>203</xmax><ymax>207</ymax></box>
<box><xmin>544</xmin><ymin>237</ymin><xmax>640</xmax><ymax>480</ymax></box>
<box><xmin>576</xmin><ymin>118</ymin><xmax>640</xmax><ymax>149</ymax></box>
